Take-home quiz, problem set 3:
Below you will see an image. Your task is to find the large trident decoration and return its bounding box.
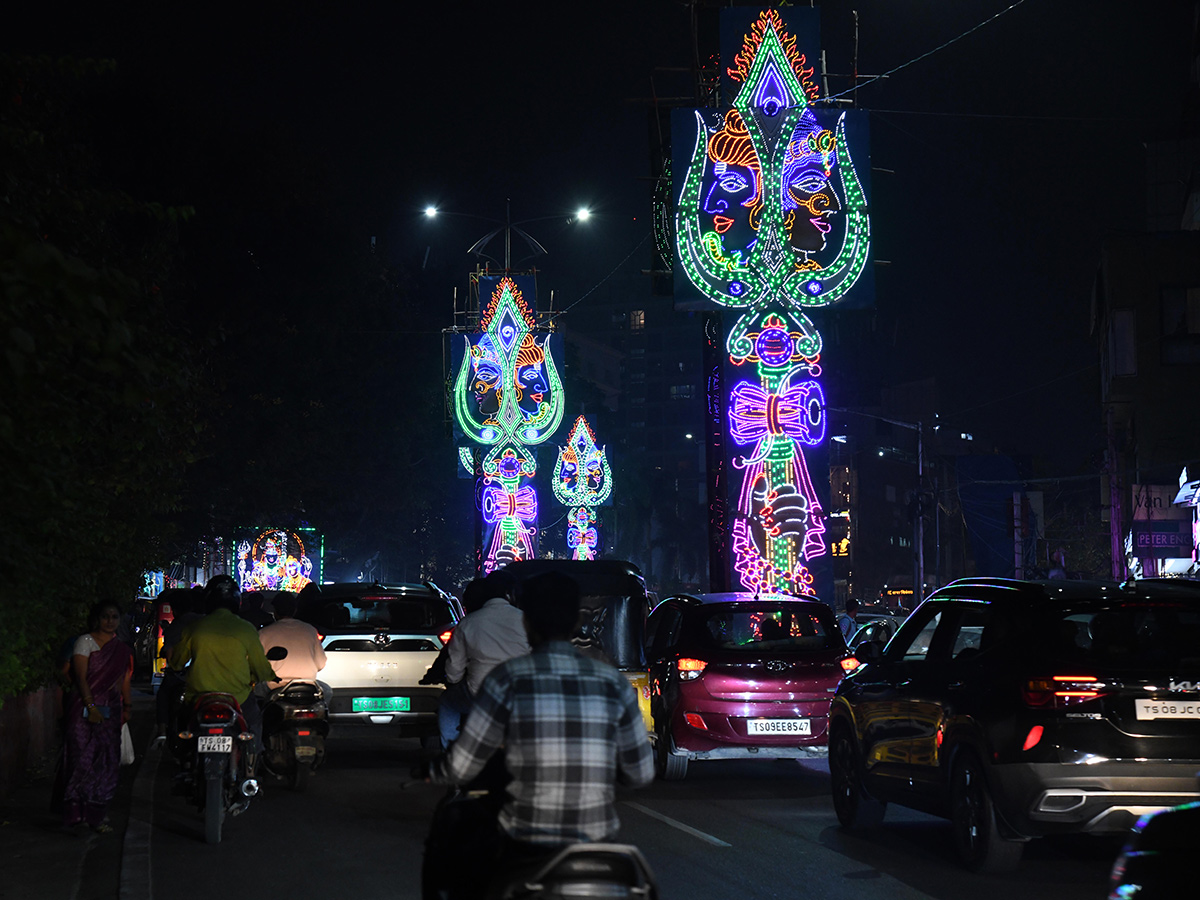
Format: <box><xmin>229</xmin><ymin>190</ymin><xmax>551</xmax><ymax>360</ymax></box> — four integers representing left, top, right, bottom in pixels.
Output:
<box><xmin>453</xmin><ymin>277</ymin><xmax>564</xmax><ymax>573</ymax></box>
<box><xmin>553</xmin><ymin>416</ymin><xmax>613</xmax><ymax>560</ymax></box>
<box><xmin>674</xmin><ymin>8</ymin><xmax>871</xmax><ymax>595</ymax></box>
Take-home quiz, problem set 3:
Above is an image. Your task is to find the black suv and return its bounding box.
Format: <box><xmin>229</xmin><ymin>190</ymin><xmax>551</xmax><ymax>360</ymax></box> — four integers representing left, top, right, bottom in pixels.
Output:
<box><xmin>829</xmin><ymin>577</ymin><xmax>1200</xmax><ymax>872</ymax></box>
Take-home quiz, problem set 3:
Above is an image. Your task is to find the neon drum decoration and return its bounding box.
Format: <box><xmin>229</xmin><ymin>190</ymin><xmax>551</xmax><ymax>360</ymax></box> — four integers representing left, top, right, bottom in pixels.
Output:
<box><xmin>453</xmin><ymin>277</ymin><xmax>564</xmax><ymax>573</ymax></box>
<box><xmin>553</xmin><ymin>416</ymin><xmax>613</xmax><ymax>560</ymax></box>
<box><xmin>674</xmin><ymin>9</ymin><xmax>871</xmax><ymax>595</ymax></box>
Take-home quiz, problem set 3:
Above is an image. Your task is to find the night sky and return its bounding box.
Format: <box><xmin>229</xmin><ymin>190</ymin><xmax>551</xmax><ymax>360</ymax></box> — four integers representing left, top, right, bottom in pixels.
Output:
<box><xmin>7</xmin><ymin>0</ymin><xmax>1196</xmax><ymax>472</ymax></box>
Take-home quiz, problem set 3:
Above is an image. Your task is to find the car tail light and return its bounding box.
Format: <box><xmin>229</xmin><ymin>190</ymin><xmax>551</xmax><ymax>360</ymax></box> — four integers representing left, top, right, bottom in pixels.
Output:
<box><xmin>439</xmin><ymin>627</ymin><xmax>454</xmax><ymax>644</ymax></box>
<box><xmin>840</xmin><ymin>657</ymin><xmax>861</xmax><ymax>673</ymax></box>
<box><xmin>684</xmin><ymin>712</ymin><xmax>707</xmax><ymax>730</ymax></box>
<box><xmin>677</xmin><ymin>658</ymin><xmax>707</xmax><ymax>681</ymax></box>
<box><xmin>1022</xmin><ymin>675</ymin><xmax>1107</xmax><ymax>708</ymax></box>
<box><xmin>1022</xmin><ymin>725</ymin><xmax>1044</xmax><ymax>751</ymax></box>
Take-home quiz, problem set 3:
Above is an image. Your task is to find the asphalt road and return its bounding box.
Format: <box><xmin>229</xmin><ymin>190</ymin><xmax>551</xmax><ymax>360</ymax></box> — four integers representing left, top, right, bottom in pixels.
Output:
<box><xmin>121</xmin><ymin>724</ymin><xmax>1122</xmax><ymax>900</ymax></box>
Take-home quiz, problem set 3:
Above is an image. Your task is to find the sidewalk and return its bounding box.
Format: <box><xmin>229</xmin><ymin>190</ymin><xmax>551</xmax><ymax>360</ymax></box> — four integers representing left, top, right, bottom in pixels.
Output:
<box><xmin>0</xmin><ymin>679</ymin><xmax>157</xmax><ymax>900</ymax></box>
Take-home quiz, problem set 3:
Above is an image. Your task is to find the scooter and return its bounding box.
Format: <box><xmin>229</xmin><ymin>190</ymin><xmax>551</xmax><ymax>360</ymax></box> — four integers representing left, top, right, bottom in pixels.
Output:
<box><xmin>260</xmin><ymin>671</ymin><xmax>328</xmax><ymax>791</ymax></box>
<box><xmin>422</xmin><ymin>754</ymin><xmax>659</xmax><ymax>899</ymax></box>
<box><xmin>174</xmin><ymin>692</ymin><xmax>258</xmax><ymax>844</ymax></box>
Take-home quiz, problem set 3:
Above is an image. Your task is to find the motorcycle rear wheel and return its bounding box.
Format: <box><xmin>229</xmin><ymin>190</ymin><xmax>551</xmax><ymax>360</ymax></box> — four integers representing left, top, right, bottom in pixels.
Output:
<box><xmin>204</xmin><ymin>772</ymin><xmax>224</xmax><ymax>844</ymax></box>
<box><xmin>288</xmin><ymin>756</ymin><xmax>310</xmax><ymax>792</ymax></box>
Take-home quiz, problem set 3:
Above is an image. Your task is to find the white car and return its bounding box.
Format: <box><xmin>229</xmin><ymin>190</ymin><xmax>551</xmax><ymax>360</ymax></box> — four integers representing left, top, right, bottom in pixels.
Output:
<box><xmin>298</xmin><ymin>582</ymin><xmax>462</xmax><ymax>735</ymax></box>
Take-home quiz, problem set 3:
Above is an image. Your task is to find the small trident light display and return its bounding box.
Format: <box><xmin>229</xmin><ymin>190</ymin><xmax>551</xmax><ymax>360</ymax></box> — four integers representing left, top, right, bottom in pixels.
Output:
<box><xmin>553</xmin><ymin>416</ymin><xmax>613</xmax><ymax>560</ymax></box>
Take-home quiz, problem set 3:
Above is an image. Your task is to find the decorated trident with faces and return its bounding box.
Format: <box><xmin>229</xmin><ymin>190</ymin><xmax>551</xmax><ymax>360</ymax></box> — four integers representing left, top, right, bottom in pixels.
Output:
<box><xmin>454</xmin><ymin>277</ymin><xmax>564</xmax><ymax>573</ymax></box>
<box><xmin>675</xmin><ymin>9</ymin><xmax>870</xmax><ymax>594</ymax></box>
<box><xmin>553</xmin><ymin>416</ymin><xmax>613</xmax><ymax>560</ymax></box>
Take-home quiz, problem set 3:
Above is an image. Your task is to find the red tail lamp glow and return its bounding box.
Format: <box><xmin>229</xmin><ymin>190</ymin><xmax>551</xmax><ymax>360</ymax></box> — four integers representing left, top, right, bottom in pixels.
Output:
<box><xmin>1023</xmin><ymin>675</ymin><xmax>1105</xmax><ymax>707</ymax></box>
<box><xmin>1022</xmin><ymin>725</ymin><xmax>1044</xmax><ymax>751</ymax></box>
<box><xmin>684</xmin><ymin>712</ymin><xmax>707</xmax><ymax>730</ymax></box>
<box><xmin>439</xmin><ymin>629</ymin><xmax>454</xmax><ymax>644</ymax></box>
<box><xmin>678</xmin><ymin>658</ymin><xmax>707</xmax><ymax>681</ymax></box>
<box><xmin>840</xmin><ymin>657</ymin><xmax>861</xmax><ymax>673</ymax></box>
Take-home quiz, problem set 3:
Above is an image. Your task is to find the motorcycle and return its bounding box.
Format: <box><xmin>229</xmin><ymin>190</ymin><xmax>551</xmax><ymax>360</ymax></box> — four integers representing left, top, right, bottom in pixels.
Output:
<box><xmin>422</xmin><ymin>754</ymin><xmax>659</xmax><ymax>899</ymax></box>
<box><xmin>174</xmin><ymin>691</ymin><xmax>258</xmax><ymax>844</ymax></box>
<box><xmin>260</xmin><ymin>647</ymin><xmax>329</xmax><ymax>792</ymax></box>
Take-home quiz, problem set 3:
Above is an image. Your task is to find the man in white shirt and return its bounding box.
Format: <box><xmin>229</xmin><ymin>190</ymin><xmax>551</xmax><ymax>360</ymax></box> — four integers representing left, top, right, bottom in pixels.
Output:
<box><xmin>258</xmin><ymin>593</ymin><xmax>330</xmax><ymax>699</ymax></box>
<box><xmin>439</xmin><ymin>569</ymin><xmax>530</xmax><ymax>747</ymax></box>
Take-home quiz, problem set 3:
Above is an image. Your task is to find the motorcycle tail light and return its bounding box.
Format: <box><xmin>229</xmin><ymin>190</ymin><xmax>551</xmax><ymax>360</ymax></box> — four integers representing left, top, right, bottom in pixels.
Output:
<box><xmin>840</xmin><ymin>657</ymin><xmax>861</xmax><ymax>673</ymax></box>
<box><xmin>197</xmin><ymin>706</ymin><xmax>236</xmax><ymax>725</ymax></box>
<box><xmin>297</xmin><ymin>730</ymin><xmax>311</xmax><ymax>736</ymax></box>
<box><xmin>291</xmin><ymin>710</ymin><xmax>318</xmax><ymax>719</ymax></box>
<box><xmin>677</xmin><ymin>658</ymin><xmax>706</xmax><ymax>681</ymax></box>
<box><xmin>439</xmin><ymin>628</ymin><xmax>454</xmax><ymax>644</ymax></box>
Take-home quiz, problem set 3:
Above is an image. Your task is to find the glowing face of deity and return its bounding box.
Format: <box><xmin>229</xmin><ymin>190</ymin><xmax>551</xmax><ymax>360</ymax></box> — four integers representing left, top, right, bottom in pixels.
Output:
<box><xmin>471</xmin><ymin>337</ymin><xmax>503</xmax><ymax>417</ymax></box>
<box><xmin>703</xmin><ymin>110</ymin><xmax>762</xmax><ymax>268</ymax></box>
<box><xmin>782</xmin><ymin>112</ymin><xmax>840</xmax><ymax>253</ymax></box>
<box><xmin>514</xmin><ymin>335</ymin><xmax>549</xmax><ymax>422</ymax></box>
<box><xmin>557</xmin><ymin>448</ymin><xmax>579</xmax><ymax>494</ymax></box>
<box><xmin>584</xmin><ymin>455</ymin><xmax>606</xmax><ymax>496</ymax></box>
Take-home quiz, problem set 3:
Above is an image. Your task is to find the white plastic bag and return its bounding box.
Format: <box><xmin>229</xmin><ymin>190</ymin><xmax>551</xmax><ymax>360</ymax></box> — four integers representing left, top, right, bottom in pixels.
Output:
<box><xmin>120</xmin><ymin>722</ymin><xmax>135</xmax><ymax>766</ymax></box>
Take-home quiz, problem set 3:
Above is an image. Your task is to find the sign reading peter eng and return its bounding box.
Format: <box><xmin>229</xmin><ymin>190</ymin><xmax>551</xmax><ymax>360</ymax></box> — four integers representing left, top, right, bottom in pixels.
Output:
<box><xmin>1132</xmin><ymin>521</ymin><xmax>1192</xmax><ymax>558</ymax></box>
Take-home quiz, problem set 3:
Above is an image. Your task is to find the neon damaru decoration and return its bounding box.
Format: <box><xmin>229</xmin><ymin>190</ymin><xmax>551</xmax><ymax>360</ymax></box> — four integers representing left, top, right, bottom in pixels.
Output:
<box><xmin>673</xmin><ymin>8</ymin><xmax>871</xmax><ymax>595</ymax></box>
<box><xmin>553</xmin><ymin>416</ymin><xmax>613</xmax><ymax>560</ymax></box>
<box><xmin>453</xmin><ymin>277</ymin><xmax>564</xmax><ymax>573</ymax></box>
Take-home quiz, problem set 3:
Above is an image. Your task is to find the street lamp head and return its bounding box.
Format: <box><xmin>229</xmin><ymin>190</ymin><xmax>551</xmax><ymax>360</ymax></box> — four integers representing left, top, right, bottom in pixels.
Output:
<box><xmin>576</xmin><ymin>208</ymin><xmax>591</xmax><ymax>222</ymax></box>
<box><xmin>424</xmin><ymin>206</ymin><xmax>438</xmax><ymax>217</ymax></box>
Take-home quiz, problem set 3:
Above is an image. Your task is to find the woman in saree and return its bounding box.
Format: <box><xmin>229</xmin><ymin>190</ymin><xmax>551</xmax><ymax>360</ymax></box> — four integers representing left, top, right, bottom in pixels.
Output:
<box><xmin>61</xmin><ymin>600</ymin><xmax>133</xmax><ymax>833</ymax></box>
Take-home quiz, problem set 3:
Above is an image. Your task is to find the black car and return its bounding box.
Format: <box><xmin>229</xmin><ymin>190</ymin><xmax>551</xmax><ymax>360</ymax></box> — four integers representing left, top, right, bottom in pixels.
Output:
<box><xmin>829</xmin><ymin>577</ymin><xmax>1200</xmax><ymax>872</ymax></box>
<box><xmin>1107</xmin><ymin>797</ymin><xmax>1200</xmax><ymax>898</ymax></box>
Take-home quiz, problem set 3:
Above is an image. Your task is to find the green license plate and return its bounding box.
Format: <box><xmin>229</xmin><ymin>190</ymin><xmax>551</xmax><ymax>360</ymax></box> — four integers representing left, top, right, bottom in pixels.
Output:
<box><xmin>352</xmin><ymin>696</ymin><xmax>410</xmax><ymax>713</ymax></box>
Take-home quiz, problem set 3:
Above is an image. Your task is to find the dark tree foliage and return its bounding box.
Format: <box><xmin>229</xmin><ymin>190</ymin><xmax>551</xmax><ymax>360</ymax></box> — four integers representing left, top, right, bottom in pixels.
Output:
<box><xmin>0</xmin><ymin>55</ymin><xmax>203</xmax><ymax>700</ymax></box>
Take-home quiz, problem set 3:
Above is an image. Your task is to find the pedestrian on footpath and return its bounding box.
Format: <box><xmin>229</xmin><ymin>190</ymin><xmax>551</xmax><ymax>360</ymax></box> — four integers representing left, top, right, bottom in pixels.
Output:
<box><xmin>59</xmin><ymin>600</ymin><xmax>133</xmax><ymax>834</ymax></box>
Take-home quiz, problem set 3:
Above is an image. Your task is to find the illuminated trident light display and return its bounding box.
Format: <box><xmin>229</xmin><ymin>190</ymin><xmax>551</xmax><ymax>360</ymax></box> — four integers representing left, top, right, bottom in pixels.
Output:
<box><xmin>553</xmin><ymin>416</ymin><xmax>613</xmax><ymax>560</ymax></box>
<box><xmin>453</xmin><ymin>276</ymin><xmax>564</xmax><ymax>573</ymax></box>
<box><xmin>674</xmin><ymin>8</ymin><xmax>871</xmax><ymax>595</ymax></box>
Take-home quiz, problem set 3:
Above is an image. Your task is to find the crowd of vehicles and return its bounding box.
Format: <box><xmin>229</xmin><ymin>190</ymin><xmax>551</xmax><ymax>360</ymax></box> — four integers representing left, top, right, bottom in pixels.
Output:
<box><xmin>154</xmin><ymin>564</ymin><xmax>1200</xmax><ymax>884</ymax></box>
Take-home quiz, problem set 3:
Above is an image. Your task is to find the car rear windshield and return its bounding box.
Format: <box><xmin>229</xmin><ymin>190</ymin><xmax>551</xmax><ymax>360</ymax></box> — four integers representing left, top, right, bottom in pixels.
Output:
<box><xmin>1038</xmin><ymin>601</ymin><xmax>1200</xmax><ymax>669</ymax></box>
<box><xmin>699</xmin><ymin>607</ymin><xmax>837</xmax><ymax>652</ymax></box>
<box><xmin>313</xmin><ymin>597</ymin><xmax>451</xmax><ymax>632</ymax></box>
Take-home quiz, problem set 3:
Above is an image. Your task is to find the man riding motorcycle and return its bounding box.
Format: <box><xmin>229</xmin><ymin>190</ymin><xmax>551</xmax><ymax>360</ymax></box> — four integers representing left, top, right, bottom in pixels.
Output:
<box><xmin>168</xmin><ymin>575</ymin><xmax>278</xmax><ymax>770</ymax></box>
<box><xmin>430</xmin><ymin>570</ymin><xmax>654</xmax><ymax>896</ymax></box>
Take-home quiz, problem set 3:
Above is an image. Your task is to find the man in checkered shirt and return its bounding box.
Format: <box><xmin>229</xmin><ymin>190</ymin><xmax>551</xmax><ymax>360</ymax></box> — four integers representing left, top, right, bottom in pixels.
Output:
<box><xmin>435</xmin><ymin>570</ymin><xmax>653</xmax><ymax>869</ymax></box>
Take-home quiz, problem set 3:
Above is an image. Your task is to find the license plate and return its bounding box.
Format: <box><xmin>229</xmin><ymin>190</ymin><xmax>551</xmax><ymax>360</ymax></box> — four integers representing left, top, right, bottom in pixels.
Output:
<box><xmin>197</xmin><ymin>735</ymin><xmax>233</xmax><ymax>753</ymax></box>
<box><xmin>352</xmin><ymin>696</ymin><xmax>410</xmax><ymax>713</ymax></box>
<box><xmin>1135</xmin><ymin>700</ymin><xmax>1200</xmax><ymax>720</ymax></box>
<box><xmin>294</xmin><ymin>746</ymin><xmax>318</xmax><ymax>759</ymax></box>
<box><xmin>747</xmin><ymin>718</ymin><xmax>811</xmax><ymax>735</ymax></box>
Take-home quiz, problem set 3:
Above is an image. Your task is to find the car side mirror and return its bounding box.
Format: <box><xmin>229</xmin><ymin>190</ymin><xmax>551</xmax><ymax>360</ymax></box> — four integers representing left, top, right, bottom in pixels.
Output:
<box><xmin>856</xmin><ymin>640</ymin><xmax>884</xmax><ymax>664</ymax></box>
<box><xmin>266</xmin><ymin>646</ymin><xmax>288</xmax><ymax>661</ymax></box>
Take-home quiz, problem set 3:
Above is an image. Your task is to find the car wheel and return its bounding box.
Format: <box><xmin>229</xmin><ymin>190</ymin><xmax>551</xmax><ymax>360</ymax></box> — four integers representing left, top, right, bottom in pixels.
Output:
<box><xmin>950</xmin><ymin>751</ymin><xmax>1023</xmax><ymax>873</ymax></box>
<box><xmin>654</xmin><ymin>719</ymin><xmax>688</xmax><ymax>781</ymax></box>
<box><xmin>829</xmin><ymin>725</ymin><xmax>885</xmax><ymax>830</ymax></box>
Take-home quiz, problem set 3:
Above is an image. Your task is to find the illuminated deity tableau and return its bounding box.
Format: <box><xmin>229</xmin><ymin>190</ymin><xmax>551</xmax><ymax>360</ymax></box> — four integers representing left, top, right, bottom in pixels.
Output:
<box><xmin>237</xmin><ymin>528</ymin><xmax>314</xmax><ymax>593</ymax></box>
<box><xmin>553</xmin><ymin>416</ymin><xmax>613</xmax><ymax>560</ymax></box>
<box><xmin>453</xmin><ymin>277</ymin><xmax>564</xmax><ymax>573</ymax></box>
<box><xmin>674</xmin><ymin>9</ymin><xmax>870</xmax><ymax>594</ymax></box>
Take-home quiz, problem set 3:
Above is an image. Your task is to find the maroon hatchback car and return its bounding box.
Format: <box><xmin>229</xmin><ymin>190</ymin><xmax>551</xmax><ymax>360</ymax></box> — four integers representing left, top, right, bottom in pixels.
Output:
<box><xmin>645</xmin><ymin>592</ymin><xmax>857</xmax><ymax>780</ymax></box>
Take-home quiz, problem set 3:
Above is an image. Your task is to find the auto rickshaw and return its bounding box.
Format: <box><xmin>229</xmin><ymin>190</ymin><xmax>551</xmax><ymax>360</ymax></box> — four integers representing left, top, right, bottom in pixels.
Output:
<box><xmin>501</xmin><ymin>559</ymin><xmax>653</xmax><ymax>733</ymax></box>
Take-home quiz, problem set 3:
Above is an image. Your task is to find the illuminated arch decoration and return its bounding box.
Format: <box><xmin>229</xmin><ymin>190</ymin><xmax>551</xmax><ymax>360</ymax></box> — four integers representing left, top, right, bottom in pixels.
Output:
<box><xmin>673</xmin><ymin>8</ymin><xmax>871</xmax><ymax>596</ymax></box>
<box><xmin>236</xmin><ymin>528</ymin><xmax>315</xmax><ymax>593</ymax></box>
<box><xmin>553</xmin><ymin>416</ymin><xmax>613</xmax><ymax>560</ymax></box>
<box><xmin>453</xmin><ymin>276</ymin><xmax>564</xmax><ymax>573</ymax></box>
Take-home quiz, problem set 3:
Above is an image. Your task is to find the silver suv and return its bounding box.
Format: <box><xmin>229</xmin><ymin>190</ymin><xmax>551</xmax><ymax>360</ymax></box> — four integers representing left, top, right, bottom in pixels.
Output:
<box><xmin>297</xmin><ymin>582</ymin><xmax>462</xmax><ymax>736</ymax></box>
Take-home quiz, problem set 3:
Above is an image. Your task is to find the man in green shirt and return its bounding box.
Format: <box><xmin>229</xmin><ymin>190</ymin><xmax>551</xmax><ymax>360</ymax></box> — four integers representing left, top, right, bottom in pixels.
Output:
<box><xmin>169</xmin><ymin>575</ymin><xmax>277</xmax><ymax>763</ymax></box>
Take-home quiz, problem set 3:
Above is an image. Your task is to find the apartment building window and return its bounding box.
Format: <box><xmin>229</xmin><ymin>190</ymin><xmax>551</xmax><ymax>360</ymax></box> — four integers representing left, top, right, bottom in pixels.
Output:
<box><xmin>1162</xmin><ymin>287</ymin><xmax>1200</xmax><ymax>365</ymax></box>
<box><xmin>630</xmin><ymin>309</ymin><xmax>645</xmax><ymax>331</ymax></box>
<box><xmin>669</xmin><ymin>384</ymin><xmax>694</xmax><ymax>400</ymax></box>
